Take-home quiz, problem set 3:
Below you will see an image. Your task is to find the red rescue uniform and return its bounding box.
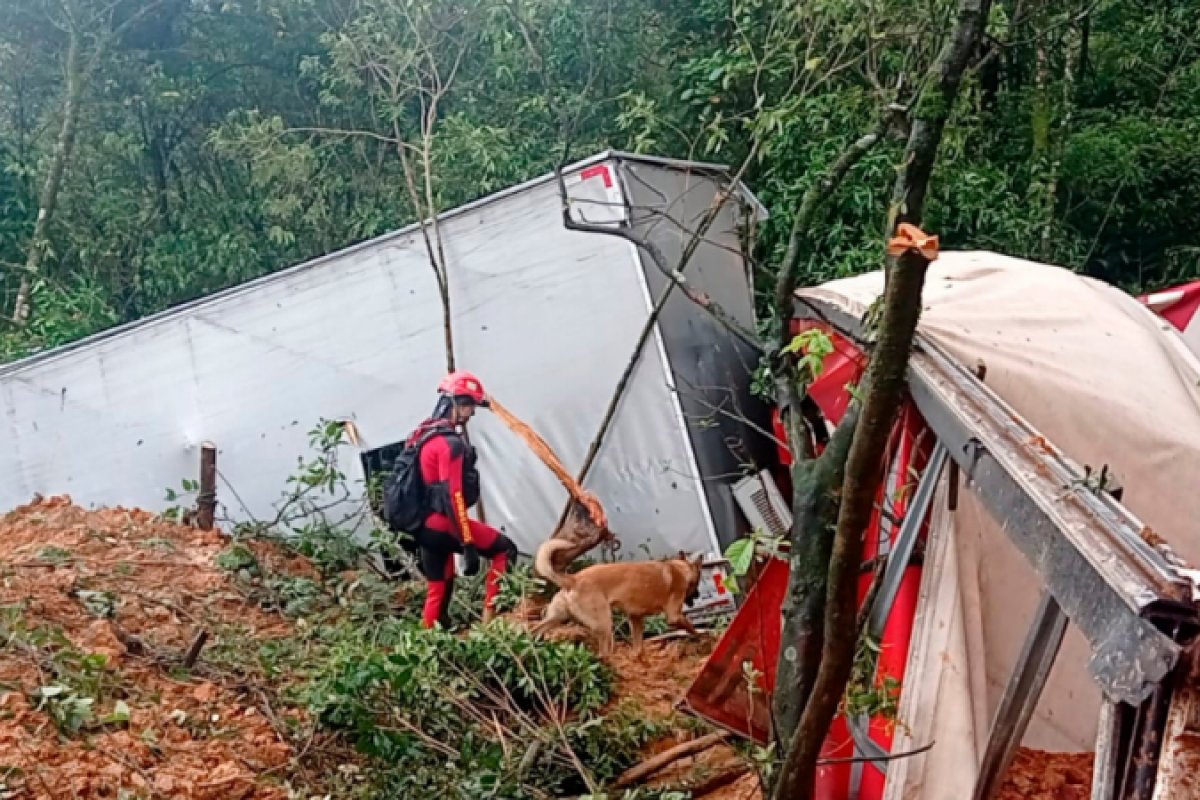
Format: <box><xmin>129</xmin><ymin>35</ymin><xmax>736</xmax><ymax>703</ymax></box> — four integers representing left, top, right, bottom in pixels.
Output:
<box><xmin>409</xmin><ymin>419</ymin><xmax>512</xmax><ymax>628</ymax></box>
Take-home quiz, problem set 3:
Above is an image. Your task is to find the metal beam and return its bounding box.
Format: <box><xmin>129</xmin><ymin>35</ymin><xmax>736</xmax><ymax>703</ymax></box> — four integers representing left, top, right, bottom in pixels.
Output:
<box><xmin>972</xmin><ymin>591</ymin><xmax>1069</xmax><ymax>800</ymax></box>
<box><xmin>868</xmin><ymin>442</ymin><xmax>949</xmax><ymax>640</ymax></box>
<box><xmin>792</xmin><ymin>295</ymin><xmax>1197</xmax><ymax>705</ymax></box>
<box><xmin>1149</xmin><ymin>647</ymin><xmax>1200</xmax><ymax>800</ymax></box>
<box><xmin>1091</xmin><ymin>701</ymin><xmax>1123</xmax><ymax>800</ymax></box>
<box><xmin>848</xmin><ymin>444</ymin><xmax>949</xmax><ymax>772</ymax></box>
<box><xmin>1126</xmin><ymin>682</ymin><xmax>1172</xmax><ymax>800</ymax></box>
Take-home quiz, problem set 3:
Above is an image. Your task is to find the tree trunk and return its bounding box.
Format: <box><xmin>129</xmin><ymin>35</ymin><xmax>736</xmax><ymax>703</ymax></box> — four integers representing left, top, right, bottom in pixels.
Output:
<box><xmin>772</xmin><ymin>246</ymin><xmax>933</xmax><ymax>800</ymax></box>
<box><xmin>12</xmin><ymin>31</ymin><xmax>83</xmax><ymax>326</ymax></box>
<box><xmin>772</xmin><ymin>408</ymin><xmax>858</xmax><ymax>745</ymax></box>
<box><xmin>768</xmin><ymin>119</ymin><xmax>891</xmax><ymax>748</ymax></box>
<box><xmin>889</xmin><ymin>0</ymin><xmax>994</xmax><ymax>232</ymax></box>
<box><xmin>396</xmin><ymin>134</ymin><xmax>455</xmax><ymax>373</ymax></box>
<box><xmin>772</xmin><ymin>0</ymin><xmax>993</xmax><ymax>796</ymax></box>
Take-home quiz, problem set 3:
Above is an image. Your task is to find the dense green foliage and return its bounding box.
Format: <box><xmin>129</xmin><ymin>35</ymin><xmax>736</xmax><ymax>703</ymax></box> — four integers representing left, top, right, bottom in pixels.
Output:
<box><xmin>1</xmin><ymin>0</ymin><xmax>1198</xmax><ymax>361</ymax></box>
<box><xmin>186</xmin><ymin>421</ymin><xmax>678</xmax><ymax>799</ymax></box>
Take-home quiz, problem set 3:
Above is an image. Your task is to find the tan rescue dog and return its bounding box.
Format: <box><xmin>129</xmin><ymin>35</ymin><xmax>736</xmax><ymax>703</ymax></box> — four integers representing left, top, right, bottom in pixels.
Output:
<box><xmin>532</xmin><ymin>538</ymin><xmax>704</xmax><ymax>656</ymax></box>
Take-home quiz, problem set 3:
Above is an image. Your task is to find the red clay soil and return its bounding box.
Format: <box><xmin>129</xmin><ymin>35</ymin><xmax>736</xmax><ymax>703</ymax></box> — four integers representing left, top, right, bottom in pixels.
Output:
<box><xmin>0</xmin><ymin>496</ymin><xmax>300</xmax><ymax>800</ymax></box>
<box><xmin>606</xmin><ymin>636</ymin><xmax>764</xmax><ymax>799</ymax></box>
<box><xmin>609</xmin><ymin>636</ymin><xmax>715</xmax><ymax>718</ymax></box>
<box><xmin>995</xmin><ymin>747</ymin><xmax>1094</xmax><ymax>800</ymax></box>
<box><xmin>1</xmin><ymin>496</ymin><xmax>761</xmax><ymax>799</ymax></box>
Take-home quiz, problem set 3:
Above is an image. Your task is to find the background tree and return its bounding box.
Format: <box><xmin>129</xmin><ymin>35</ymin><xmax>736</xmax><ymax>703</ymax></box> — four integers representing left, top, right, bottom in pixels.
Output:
<box><xmin>2</xmin><ymin>0</ymin><xmax>1197</xmax><ymax>360</ymax></box>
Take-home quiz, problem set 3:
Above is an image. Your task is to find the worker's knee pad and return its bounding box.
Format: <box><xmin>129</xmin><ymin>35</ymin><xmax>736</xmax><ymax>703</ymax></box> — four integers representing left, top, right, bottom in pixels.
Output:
<box><xmin>502</xmin><ymin>535</ymin><xmax>519</xmax><ymax>563</ymax></box>
<box><xmin>477</xmin><ymin>532</ymin><xmax>516</xmax><ymax>561</ymax></box>
<box><xmin>419</xmin><ymin>545</ymin><xmax>451</xmax><ymax>581</ymax></box>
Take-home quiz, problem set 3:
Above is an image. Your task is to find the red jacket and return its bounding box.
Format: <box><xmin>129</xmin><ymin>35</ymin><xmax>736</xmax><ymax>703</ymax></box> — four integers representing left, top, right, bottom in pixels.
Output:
<box><xmin>408</xmin><ymin>420</ymin><xmax>479</xmax><ymax>543</ymax></box>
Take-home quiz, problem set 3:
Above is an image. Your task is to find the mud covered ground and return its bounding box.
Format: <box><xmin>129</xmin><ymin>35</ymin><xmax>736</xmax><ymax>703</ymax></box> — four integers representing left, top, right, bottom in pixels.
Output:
<box><xmin>0</xmin><ymin>496</ymin><xmax>761</xmax><ymax>799</ymax></box>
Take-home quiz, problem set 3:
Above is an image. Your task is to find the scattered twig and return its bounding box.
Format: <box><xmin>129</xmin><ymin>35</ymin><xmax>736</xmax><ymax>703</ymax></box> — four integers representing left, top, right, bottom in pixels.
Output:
<box><xmin>183</xmin><ymin>629</ymin><xmax>209</xmax><ymax>669</ymax></box>
<box><xmin>249</xmin><ymin>684</ymin><xmax>294</xmax><ymax>746</ymax></box>
<box><xmin>815</xmin><ymin>740</ymin><xmax>935</xmax><ymax>765</ymax></box>
<box><xmin>119</xmin><ymin>587</ymin><xmax>205</xmax><ymax>627</ymax></box>
<box><xmin>519</xmin><ymin>739</ymin><xmax>544</xmax><ymax>776</ymax></box>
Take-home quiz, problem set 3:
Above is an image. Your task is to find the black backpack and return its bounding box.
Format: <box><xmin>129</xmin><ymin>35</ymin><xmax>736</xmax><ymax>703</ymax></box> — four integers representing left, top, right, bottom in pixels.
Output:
<box><xmin>381</xmin><ymin>426</ymin><xmax>451</xmax><ymax>534</ymax></box>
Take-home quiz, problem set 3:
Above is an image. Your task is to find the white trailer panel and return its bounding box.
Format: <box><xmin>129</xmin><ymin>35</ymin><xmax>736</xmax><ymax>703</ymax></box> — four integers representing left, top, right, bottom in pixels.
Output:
<box><xmin>1</xmin><ymin>153</ymin><xmax>767</xmax><ymax>559</ymax></box>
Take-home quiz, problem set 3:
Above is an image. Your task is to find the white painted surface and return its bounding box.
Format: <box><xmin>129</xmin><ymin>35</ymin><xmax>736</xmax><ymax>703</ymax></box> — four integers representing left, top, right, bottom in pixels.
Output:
<box><xmin>1</xmin><ymin>157</ymin><xmax>734</xmax><ymax>558</ymax></box>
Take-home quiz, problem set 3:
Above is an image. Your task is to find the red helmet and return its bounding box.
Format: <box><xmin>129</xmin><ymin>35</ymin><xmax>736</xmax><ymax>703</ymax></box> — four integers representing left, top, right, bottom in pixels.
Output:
<box><xmin>438</xmin><ymin>370</ymin><xmax>489</xmax><ymax>406</ymax></box>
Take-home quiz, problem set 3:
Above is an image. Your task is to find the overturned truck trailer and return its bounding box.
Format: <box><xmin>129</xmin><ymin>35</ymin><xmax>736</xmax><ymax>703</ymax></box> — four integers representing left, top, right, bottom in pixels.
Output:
<box><xmin>686</xmin><ymin>252</ymin><xmax>1200</xmax><ymax>800</ymax></box>
<box><xmin>0</xmin><ymin>151</ymin><xmax>775</xmax><ymax>560</ymax></box>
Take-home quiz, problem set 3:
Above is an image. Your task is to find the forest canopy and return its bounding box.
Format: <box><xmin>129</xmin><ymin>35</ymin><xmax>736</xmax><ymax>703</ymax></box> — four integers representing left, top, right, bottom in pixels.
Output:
<box><xmin>1</xmin><ymin>0</ymin><xmax>1197</xmax><ymax>360</ymax></box>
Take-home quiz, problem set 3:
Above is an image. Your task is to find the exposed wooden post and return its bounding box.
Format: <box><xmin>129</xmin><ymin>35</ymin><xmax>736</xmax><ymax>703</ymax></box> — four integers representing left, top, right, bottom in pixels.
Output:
<box><xmin>197</xmin><ymin>442</ymin><xmax>217</xmax><ymax>531</ymax></box>
<box><xmin>183</xmin><ymin>629</ymin><xmax>209</xmax><ymax>669</ymax></box>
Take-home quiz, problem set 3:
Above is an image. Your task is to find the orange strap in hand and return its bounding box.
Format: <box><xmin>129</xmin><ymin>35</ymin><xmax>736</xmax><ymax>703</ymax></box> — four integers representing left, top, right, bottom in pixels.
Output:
<box><xmin>887</xmin><ymin>223</ymin><xmax>939</xmax><ymax>260</ymax></box>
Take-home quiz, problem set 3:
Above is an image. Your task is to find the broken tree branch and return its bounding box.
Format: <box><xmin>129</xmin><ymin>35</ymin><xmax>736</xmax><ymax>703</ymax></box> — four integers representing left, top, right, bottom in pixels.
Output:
<box><xmin>554</xmin><ymin>163</ymin><xmax>762</xmax><ymax>352</ymax></box>
<box><xmin>614</xmin><ymin>732</ymin><xmax>731</xmax><ymax>788</ymax></box>
<box><xmin>774</xmin><ymin>242</ymin><xmax>935</xmax><ymax>800</ymax></box>
<box><xmin>183</xmin><ymin>629</ymin><xmax>210</xmax><ymax>669</ymax></box>
<box><xmin>772</xmin><ymin>1</ymin><xmax>992</xmax><ymax>793</ymax></box>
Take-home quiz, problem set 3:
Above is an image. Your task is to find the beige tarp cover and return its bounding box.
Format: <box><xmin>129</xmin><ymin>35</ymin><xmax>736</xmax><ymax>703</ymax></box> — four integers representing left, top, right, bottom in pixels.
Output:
<box><xmin>795</xmin><ymin>251</ymin><xmax>1200</xmax><ymax>800</ymax></box>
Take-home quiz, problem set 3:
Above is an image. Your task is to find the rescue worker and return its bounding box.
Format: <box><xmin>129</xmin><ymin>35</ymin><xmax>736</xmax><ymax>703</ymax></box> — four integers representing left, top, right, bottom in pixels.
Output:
<box><xmin>409</xmin><ymin>370</ymin><xmax>517</xmax><ymax>628</ymax></box>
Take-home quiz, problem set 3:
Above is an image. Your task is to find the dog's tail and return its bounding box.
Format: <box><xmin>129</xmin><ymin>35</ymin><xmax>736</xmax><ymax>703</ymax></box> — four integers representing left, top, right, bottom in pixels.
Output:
<box><xmin>534</xmin><ymin>538</ymin><xmax>578</xmax><ymax>590</ymax></box>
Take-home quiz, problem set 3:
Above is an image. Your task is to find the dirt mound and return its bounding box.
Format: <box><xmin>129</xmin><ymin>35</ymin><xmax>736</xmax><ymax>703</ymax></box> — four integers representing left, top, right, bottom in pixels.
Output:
<box><xmin>0</xmin><ymin>496</ymin><xmax>297</xmax><ymax>799</ymax></box>
<box><xmin>0</xmin><ymin>496</ymin><xmax>761</xmax><ymax>799</ymax></box>
<box><xmin>996</xmin><ymin>747</ymin><xmax>1094</xmax><ymax>800</ymax></box>
<box><xmin>609</xmin><ymin>635</ymin><xmax>715</xmax><ymax>718</ymax></box>
<box><xmin>604</xmin><ymin>636</ymin><xmax>763</xmax><ymax>799</ymax></box>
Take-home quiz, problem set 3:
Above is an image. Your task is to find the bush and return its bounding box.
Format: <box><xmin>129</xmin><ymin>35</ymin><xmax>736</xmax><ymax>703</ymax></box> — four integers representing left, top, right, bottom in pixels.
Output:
<box><xmin>301</xmin><ymin>618</ymin><xmax>663</xmax><ymax>798</ymax></box>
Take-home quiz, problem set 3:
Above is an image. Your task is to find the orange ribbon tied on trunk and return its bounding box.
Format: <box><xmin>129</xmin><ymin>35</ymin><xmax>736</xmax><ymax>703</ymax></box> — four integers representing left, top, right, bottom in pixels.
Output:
<box><xmin>887</xmin><ymin>223</ymin><xmax>940</xmax><ymax>261</ymax></box>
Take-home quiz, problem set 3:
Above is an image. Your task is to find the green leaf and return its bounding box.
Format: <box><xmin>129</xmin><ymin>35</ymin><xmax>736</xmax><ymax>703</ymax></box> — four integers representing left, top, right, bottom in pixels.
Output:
<box><xmin>724</xmin><ymin>538</ymin><xmax>755</xmax><ymax>576</ymax></box>
<box><xmin>102</xmin><ymin>700</ymin><xmax>131</xmax><ymax>725</ymax></box>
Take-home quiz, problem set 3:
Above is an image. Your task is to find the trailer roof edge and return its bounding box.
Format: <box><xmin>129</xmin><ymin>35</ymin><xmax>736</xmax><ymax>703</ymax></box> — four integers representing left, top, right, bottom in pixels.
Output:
<box><xmin>0</xmin><ymin>150</ymin><xmax>760</xmax><ymax>378</ymax></box>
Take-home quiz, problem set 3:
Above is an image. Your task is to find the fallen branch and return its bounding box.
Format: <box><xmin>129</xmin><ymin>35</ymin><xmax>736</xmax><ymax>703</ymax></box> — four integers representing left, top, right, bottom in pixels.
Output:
<box><xmin>816</xmin><ymin>740</ymin><xmax>935</xmax><ymax>765</ymax></box>
<box><xmin>614</xmin><ymin>732</ymin><xmax>730</xmax><ymax>788</ymax></box>
<box><xmin>566</xmin><ymin>145</ymin><xmax>759</xmax><ymax>489</ymax></box>
<box><xmin>554</xmin><ymin>163</ymin><xmax>762</xmax><ymax>351</ymax></box>
<box><xmin>667</xmin><ymin>763</ymin><xmax>752</xmax><ymax>797</ymax></box>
